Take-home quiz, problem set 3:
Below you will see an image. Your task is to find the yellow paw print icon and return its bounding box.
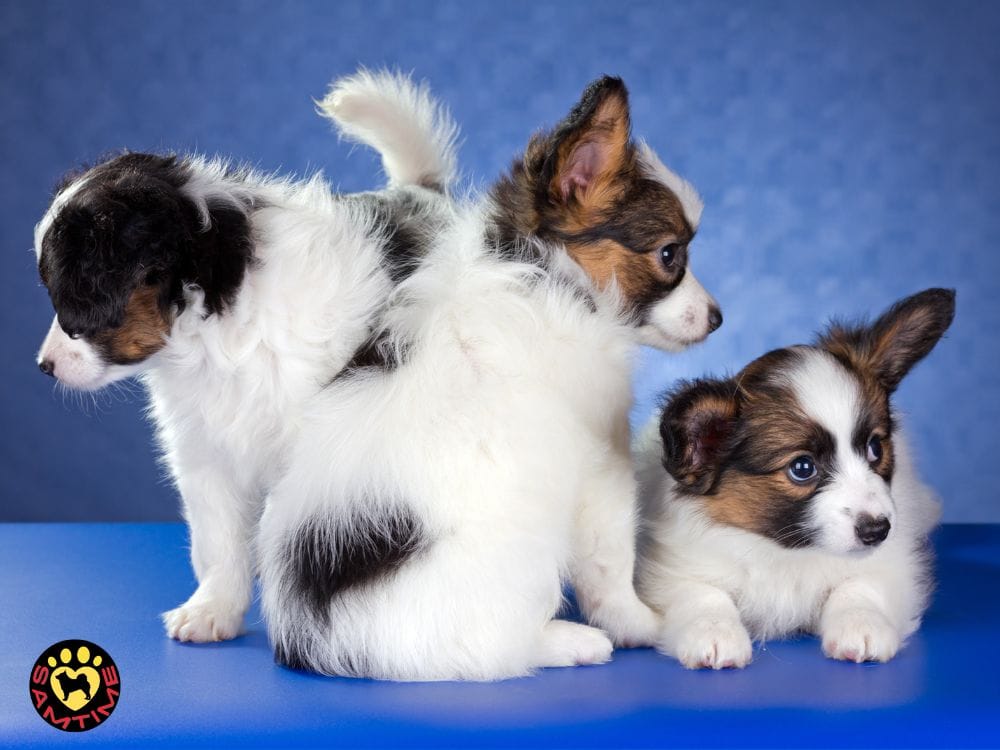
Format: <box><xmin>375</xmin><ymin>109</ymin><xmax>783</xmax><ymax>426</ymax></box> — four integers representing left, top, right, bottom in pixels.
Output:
<box><xmin>48</xmin><ymin>645</ymin><xmax>103</xmax><ymax>711</ymax></box>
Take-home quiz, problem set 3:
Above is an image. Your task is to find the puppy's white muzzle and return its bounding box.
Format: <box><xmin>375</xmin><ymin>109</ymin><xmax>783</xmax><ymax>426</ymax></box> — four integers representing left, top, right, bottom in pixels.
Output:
<box><xmin>638</xmin><ymin>270</ymin><xmax>721</xmax><ymax>352</ymax></box>
<box><xmin>36</xmin><ymin>316</ymin><xmax>141</xmax><ymax>391</ymax></box>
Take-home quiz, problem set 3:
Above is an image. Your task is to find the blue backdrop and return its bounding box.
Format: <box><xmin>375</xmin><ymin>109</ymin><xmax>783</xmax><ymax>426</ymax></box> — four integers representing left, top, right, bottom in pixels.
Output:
<box><xmin>1</xmin><ymin>0</ymin><xmax>997</xmax><ymax>522</ymax></box>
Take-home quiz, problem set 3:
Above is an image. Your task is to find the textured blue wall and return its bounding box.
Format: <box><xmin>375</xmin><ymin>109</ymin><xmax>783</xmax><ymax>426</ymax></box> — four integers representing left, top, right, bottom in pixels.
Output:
<box><xmin>1</xmin><ymin>0</ymin><xmax>997</xmax><ymax>521</ymax></box>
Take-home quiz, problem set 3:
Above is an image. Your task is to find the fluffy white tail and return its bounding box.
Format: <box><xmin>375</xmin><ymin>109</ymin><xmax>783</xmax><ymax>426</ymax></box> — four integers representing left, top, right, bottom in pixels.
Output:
<box><xmin>319</xmin><ymin>69</ymin><xmax>459</xmax><ymax>192</ymax></box>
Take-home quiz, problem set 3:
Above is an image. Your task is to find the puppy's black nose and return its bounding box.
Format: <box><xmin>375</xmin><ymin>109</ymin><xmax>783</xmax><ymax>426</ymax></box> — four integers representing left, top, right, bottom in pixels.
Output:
<box><xmin>708</xmin><ymin>306</ymin><xmax>723</xmax><ymax>332</ymax></box>
<box><xmin>38</xmin><ymin>359</ymin><xmax>55</xmax><ymax>377</ymax></box>
<box><xmin>855</xmin><ymin>514</ymin><xmax>891</xmax><ymax>546</ymax></box>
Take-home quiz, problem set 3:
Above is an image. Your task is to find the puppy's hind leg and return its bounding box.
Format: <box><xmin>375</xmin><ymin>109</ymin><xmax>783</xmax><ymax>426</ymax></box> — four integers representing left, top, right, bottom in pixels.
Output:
<box><xmin>570</xmin><ymin>453</ymin><xmax>662</xmax><ymax>648</ymax></box>
<box><xmin>533</xmin><ymin>620</ymin><xmax>613</xmax><ymax>669</ymax></box>
<box><xmin>162</xmin><ymin>466</ymin><xmax>255</xmax><ymax>643</ymax></box>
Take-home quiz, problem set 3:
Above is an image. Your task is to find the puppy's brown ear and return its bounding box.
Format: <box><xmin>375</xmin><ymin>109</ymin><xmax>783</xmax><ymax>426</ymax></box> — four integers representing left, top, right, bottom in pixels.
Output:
<box><xmin>819</xmin><ymin>288</ymin><xmax>956</xmax><ymax>393</ymax></box>
<box><xmin>660</xmin><ymin>378</ymin><xmax>739</xmax><ymax>494</ymax></box>
<box><xmin>543</xmin><ymin>76</ymin><xmax>632</xmax><ymax>210</ymax></box>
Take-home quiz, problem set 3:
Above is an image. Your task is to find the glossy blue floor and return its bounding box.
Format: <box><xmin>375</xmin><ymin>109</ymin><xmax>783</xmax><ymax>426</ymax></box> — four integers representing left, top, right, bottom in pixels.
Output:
<box><xmin>1</xmin><ymin>523</ymin><xmax>998</xmax><ymax>748</ymax></box>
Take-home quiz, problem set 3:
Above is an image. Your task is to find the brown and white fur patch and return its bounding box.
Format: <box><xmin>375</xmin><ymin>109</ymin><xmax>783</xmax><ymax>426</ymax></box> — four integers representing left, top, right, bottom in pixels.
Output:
<box><xmin>635</xmin><ymin>288</ymin><xmax>954</xmax><ymax>669</ymax></box>
<box><xmin>489</xmin><ymin>76</ymin><xmax>721</xmax><ymax>349</ymax></box>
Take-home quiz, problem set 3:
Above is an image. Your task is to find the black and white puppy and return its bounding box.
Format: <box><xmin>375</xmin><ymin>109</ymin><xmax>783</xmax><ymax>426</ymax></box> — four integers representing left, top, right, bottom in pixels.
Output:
<box><xmin>635</xmin><ymin>289</ymin><xmax>955</xmax><ymax>668</ymax></box>
<box><xmin>33</xmin><ymin>70</ymin><xmax>458</xmax><ymax>642</ymax></box>
<box><xmin>258</xmin><ymin>76</ymin><xmax>722</xmax><ymax>680</ymax></box>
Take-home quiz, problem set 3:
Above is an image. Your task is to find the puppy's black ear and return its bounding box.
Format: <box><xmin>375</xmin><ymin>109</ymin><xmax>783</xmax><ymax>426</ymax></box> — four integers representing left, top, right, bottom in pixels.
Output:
<box><xmin>541</xmin><ymin>76</ymin><xmax>632</xmax><ymax>208</ymax></box>
<box><xmin>660</xmin><ymin>378</ymin><xmax>739</xmax><ymax>494</ymax></box>
<box><xmin>818</xmin><ymin>288</ymin><xmax>956</xmax><ymax>393</ymax></box>
<box><xmin>41</xmin><ymin>177</ymin><xmax>189</xmax><ymax>337</ymax></box>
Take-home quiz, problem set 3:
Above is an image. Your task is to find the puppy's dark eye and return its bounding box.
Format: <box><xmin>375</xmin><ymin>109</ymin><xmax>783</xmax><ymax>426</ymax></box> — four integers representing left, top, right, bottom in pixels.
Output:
<box><xmin>660</xmin><ymin>243</ymin><xmax>680</xmax><ymax>269</ymax></box>
<box><xmin>867</xmin><ymin>435</ymin><xmax>883</xmax><ymax>463</ymax></box>
<box><xmin>787</xmin><ymin>455</ymin><xmax>818</xmax><ymax>484</ymax></box>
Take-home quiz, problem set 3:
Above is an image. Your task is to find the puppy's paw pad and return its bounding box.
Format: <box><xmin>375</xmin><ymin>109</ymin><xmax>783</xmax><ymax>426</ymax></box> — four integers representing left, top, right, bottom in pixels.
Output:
<box><xmin>822</xmin><ymin>609</ymin><xmax>900</xmax><ymax>663</ymax></box>
<box><xmin>537</xmin><ymin>621</ymin><xmax>614</xmax><ymax>668</ymax></box>
<box><xmin>674</xmin><ymin>618</ymin><xmax>753</xmax><ymax>670</ymax></box>
<box><xmin>162</xmin><ymin>601</ymin><xmax>244</xmax><ymax>643</ymax></box>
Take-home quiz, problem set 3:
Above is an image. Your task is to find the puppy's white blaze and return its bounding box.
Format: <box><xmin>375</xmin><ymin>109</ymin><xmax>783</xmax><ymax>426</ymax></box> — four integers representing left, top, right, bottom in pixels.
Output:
<box><xmin>637</xmin><ymin>269</ymin><xmax>717</xmax><ymax>351</ymax></box>
<box><xmin>787</xmin><ymin>351</ymin><xmax>860</xmax><ymax>445</ymax></box>
<box><xmin>34</xmin><ymin>174</ymin><xmax>92</xmax><ymax>261</ymax></box>
<box><xmin>637</xmin><ymin>141</ymin><xmax>703</xmax><ymax>229</ymax></box>
<box><xmin>787</xmin><ymin>352</ymin><xmax>894</xmax><ymax>554</ymax></box>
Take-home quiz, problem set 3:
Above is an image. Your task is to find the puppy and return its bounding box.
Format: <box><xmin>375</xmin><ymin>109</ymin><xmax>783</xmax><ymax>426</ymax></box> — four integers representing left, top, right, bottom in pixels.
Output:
<box><xmin>33</xmin><ymin>70</ymin><xmax>458</xmax><ymax>642</ymax></box>
<box><xmin>635</xmin><ymin>289</ymin><xmax>955</xmax><ymax>669</ymax></box>
<box><xmin>258</xmin><ymin>76</ymin><xmax>722</xmax><ymax>680</ymax></box>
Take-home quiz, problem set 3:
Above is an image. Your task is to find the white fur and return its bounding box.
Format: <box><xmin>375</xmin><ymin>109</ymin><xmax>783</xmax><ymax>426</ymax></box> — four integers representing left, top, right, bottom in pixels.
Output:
<box><xmin>258</xmin><ymin>202</ymin><xmax>666</xmax><ymax>681</ymax></box>
<box><xmin>637</xmin><ymin>141</ymin><xmax>703</xmax><ymax>229</ymax></box>
<box><xmin>33</xmin><ymin>174</ymin><xmax>91</xmax><ymax>261</ymax></box>
<box><xmin>635</xmin><ymin>362</ymin><xmax>941</xmax><ymax>669</ymax></box>
<box><xmin>318</xmin><ymin>68</ymin><xmax>459</xmax><ymax>191</ymax></box>
<box><xmin>637</xmin><ymin>268</ymin><xmax>717</xmax><ymax>352</ymax></box>
<box><xmin>35</xmin><ymin>72</ymin><xmax>457</xmax><ymax>642</ymax></box>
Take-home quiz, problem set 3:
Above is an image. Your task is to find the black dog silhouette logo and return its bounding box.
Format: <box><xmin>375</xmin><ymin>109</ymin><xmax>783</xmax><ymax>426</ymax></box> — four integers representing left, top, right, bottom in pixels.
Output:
<box><xmin>30</xmin><ymin>640</ymin><xmax>120</xmax><ymax>731</ymax></box>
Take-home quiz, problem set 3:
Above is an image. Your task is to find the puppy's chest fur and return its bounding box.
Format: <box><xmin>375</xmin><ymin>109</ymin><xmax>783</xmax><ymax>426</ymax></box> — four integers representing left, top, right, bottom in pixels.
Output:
<box><xmin>674</xmin><ymin>515</ymin><xmax>857</xmax><ymax>638</ymax></box>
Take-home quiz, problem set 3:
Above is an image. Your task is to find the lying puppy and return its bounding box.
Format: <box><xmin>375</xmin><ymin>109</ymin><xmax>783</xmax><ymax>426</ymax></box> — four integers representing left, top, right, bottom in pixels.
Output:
<box><xmin>259</xmin><ymin>76</ymin><xmax>722</xmax><ymax>680</ymax></box>
<box><xmin>33</xmin><ymin>70</ymin><xmax>458</xmax><ymax>642</ymax></box>
<box><xmin>635</xmin><ymin>288</ymin><xmax>955</xmax><ymax>668</ymax></box>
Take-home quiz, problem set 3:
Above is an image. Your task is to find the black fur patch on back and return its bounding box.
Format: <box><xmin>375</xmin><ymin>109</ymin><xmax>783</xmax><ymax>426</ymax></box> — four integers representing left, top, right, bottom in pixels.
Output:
<box><xmin>287</xmin><ymin>506</ymin><xmax>426</xmax><ymax>623</ymax></box>
<box><xmin>344</xmin><ymin>188</ymin><xmax>444</xmax><ymax>285</ymax></box>
<box><xmin>324</xmin><ymin>188</ymin><xmax>442</xmax><ymax>381</ymax></box>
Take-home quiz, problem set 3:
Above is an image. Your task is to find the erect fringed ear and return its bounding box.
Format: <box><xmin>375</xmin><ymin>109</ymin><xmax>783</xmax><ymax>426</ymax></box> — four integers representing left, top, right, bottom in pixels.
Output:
<box><xmin>542</xmin><ymin>76</ymin><xmax>632</xmax><ymax>209</ymax></box>
<box><xmin>819</xmin><ymin>288</ymin><xmax>956</xmax><ymax>393</ymax></box>
<box><xmin>660</xmin><ymin>378</ymin><xmax>739</xmax><ymax>494</ymax></box>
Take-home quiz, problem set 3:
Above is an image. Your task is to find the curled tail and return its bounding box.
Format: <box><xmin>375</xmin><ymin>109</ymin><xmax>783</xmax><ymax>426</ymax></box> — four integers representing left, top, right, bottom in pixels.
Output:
<box><xmin>319</xmin><ymin>69</ymin><xmax>459</xmax><ymax>193</ymax></box>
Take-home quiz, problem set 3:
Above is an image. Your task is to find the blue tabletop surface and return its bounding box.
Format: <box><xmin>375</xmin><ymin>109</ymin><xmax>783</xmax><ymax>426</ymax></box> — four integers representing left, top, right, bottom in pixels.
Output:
<box><xmin>1</xmin><ymin>523</ymin><xmax>998</xmax><ymax>748</ymax></box>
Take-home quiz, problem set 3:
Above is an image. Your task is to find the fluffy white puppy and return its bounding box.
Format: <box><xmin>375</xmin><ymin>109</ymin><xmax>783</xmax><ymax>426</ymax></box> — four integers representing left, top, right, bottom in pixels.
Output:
<box><xmin>635</xmin><ymin>289</ymin><xmax>954</xmax><ymax>668</ymax></box>
<box><xmin>259</xmin><ymin>76</ymin><xmax>722</xmax><ymax>680</ymax></box>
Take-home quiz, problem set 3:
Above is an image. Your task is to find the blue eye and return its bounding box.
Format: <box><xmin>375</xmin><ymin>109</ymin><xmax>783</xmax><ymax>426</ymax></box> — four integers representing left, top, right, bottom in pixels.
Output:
<box><xmin>867</xmin><ymin>436</ymin><xmax>883</xmax><ymax>463</ymax></box>
<box><xmin>660</xmin><ymin>244</ymin><xmax>679</xmax><ymax>268</ymax></box>
<box><xmin>787</xmin><ymin>455</ymin><xmax>817</xmax><ymax>483</ymax></box>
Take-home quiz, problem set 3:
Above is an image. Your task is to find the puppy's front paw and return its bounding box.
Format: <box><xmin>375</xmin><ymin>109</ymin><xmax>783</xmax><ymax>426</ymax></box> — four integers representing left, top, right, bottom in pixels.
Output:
<box><xmin>822</xmin><ymin>608</ymin><xmax>900</xmax><ymax>663</ymax></box>
<box><xmin>671</xmin><ymin>617</ymin><xmax>753</xmax><ymax>670</ymax></box>
<box><xmin>536</xmin><ymin>620</ymin><xmax>614</xmax><ymax>668</ymax></box>
<box><xmin>163</xmin><ymin>598</ymin><xmax>245</xmax><ymax>643</ymax></box>
<box><xmin>584</xmin><ymin>593</ymin><xmax>662</xmax><ymax>648</ymax></box>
